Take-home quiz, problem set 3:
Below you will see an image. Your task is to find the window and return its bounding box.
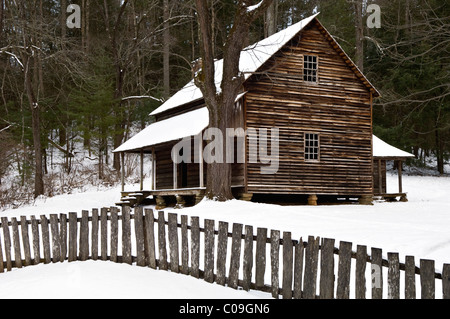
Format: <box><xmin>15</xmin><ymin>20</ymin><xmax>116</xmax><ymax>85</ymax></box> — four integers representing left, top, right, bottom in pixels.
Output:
<box><xmin>304</xmin><ymin>133</ymin><xmax>319</xmax><ymax>161</ymax></box>
<box><xmin>303</xmin><ymin>55</ymin><xmax>318</xmax><ymax>82</ymax></box>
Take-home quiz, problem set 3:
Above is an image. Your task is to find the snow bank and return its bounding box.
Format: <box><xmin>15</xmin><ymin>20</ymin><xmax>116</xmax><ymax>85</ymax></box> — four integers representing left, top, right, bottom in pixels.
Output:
<box><xmin>0</xmin><ymin>261</ymin><xmax>270</xmax><ymax>299</ymax></box>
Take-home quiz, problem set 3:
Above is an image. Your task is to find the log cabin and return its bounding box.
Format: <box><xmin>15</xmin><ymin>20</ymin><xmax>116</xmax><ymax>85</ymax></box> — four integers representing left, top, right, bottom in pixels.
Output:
<box><xmin>113</xmin><ymin>13</ymin><xmax>414</xmax><ymax>208</ymax></box>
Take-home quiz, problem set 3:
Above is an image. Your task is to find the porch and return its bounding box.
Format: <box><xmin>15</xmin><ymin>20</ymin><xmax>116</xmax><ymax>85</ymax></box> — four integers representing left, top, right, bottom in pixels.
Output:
<box><xmin>372</xmin><ymin>135</ymin><xmax>415</xmax><ymax>202</ymax></box>
<box><xmin>116</xmin><ymin>187</ymin><xmax>206</xmax><ymax>209</ymax></box>
<box><xmin>116</xmin><ymin>186</ymin><xmax>248</xmax><ymax>209</ymax></box>
<box><xmin>113</xmin><ymin>107</ymin><xmax>211</xmax><ymax>208</ymax></box>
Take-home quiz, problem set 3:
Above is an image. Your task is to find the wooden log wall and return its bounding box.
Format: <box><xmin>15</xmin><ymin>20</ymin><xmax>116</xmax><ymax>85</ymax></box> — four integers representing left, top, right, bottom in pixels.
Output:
<box><xmin>0</xmin><ymin>209</ymin><xmax>448</xmax><ymax>299</ymax></box>
<box><xmin>244</xmin><ymin>21</ymin><xmax>373</xmax><ymax>196</ymax></box>
<box><xmin>155</xmin><ymin>141</ymin><xmax>205</xmax><ymax>190</ymax></box>
<box><xmin>155</xmin><ymin>143</ymin><xmax>175</xmax><ymax>190</ymax></box>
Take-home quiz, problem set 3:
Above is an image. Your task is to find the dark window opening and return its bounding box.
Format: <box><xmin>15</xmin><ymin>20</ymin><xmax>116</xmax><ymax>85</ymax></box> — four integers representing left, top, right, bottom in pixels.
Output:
<box><xmin>305</xmin><ymin>133</ymin><xmax>319</xmax><ymax>161</ymax></box>
<box><xmin>180</xmin><ymin>162</ymin><xmax>188</xmax><ymax>188</ymax></box>
<box><xmin>303</xmin><ymin>55</ymin><xmax>318</xmax><ymax>82</ymax></box>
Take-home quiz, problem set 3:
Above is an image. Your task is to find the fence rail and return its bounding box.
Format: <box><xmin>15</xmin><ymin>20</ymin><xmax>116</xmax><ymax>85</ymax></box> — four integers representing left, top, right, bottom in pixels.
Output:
<box><xmin>0</xmin><ymin>207</ymin><xmax>449</xmax><ymax>299</ymax></box>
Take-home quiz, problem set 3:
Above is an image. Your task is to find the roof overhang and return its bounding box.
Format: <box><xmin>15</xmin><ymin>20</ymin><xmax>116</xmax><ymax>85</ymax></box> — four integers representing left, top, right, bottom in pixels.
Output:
<box><xmin>113</xmin><ymin>107</ymin><xmax>209</xmax><ymax>153</ymax></box>
<box><xmin>373</xmin><ymin>135</ymin><xmax>415</xmax><ymax>159</ymax></box>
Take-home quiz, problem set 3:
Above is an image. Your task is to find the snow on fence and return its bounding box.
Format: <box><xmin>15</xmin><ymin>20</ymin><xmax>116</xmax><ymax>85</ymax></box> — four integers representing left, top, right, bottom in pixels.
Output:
<box><xmin>0</xmin><ymin>207</ymin><xmax>449</xmax><ymax>299</ymax></box>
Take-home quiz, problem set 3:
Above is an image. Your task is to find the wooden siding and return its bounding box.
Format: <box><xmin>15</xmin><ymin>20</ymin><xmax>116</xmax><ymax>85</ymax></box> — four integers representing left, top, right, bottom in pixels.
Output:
<box><xmin>244</xmin><ymin>21</ymin><xmax>373</xmax><ymax>196</ymax></box>
<box><xmin>155</xmin><ymin>141</ymin><xmax>205</xmax><ymax>190</ymax></box>
<box><xmin>155</xmin><ymin>143</ymin><xmax>174</xmax><ymax>190</ymax></box>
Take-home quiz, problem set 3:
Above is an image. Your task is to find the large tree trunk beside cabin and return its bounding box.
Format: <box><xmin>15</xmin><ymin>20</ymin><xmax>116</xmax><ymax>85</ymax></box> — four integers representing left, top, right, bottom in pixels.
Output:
<box><xmin>195</xmin><ymin>0</ymin><xmax>274</xmax><ymax>201</ymax></box>
<box><xmin>195</xmin><ymin>0</ymin><xmax>233</xmax><ymax>201</ymax></box>
<box><xmin>205</xmin><ymin>94</ymin><xmax>235</xmax><ymax>201</ymax></box>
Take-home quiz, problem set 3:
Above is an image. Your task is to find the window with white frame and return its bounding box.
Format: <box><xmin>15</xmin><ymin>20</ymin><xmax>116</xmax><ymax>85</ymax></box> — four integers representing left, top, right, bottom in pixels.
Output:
<box><xmin>304</xmin><ymin>133</ymin><xmax>319</xmax><ymax>161</ymax></box>
<box><xmin>303</xmin><ymin>55</ymin><xmax>318</xmax><ymax>83</ymax></box>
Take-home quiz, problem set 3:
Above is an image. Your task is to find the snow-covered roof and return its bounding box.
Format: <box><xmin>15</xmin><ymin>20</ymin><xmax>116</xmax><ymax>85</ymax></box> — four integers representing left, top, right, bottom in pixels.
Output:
<box><xmin>150</xmin><ymin>13</ymin><xmax>320</xmax><ymax>116</ymax></box>
<box><xmin>113</xmin><ymin>107</ymin><xmax>209</xmax><ymax>153</ymax></box>
<box><xmin>116</xmin><ymin>13</ymin><xmax>385</xmax><ymax>154</ymax></box>
<box><xmin>373</xmin><ymin>135</ymin><xmax>414</xmax><ymax>159</ymax></box>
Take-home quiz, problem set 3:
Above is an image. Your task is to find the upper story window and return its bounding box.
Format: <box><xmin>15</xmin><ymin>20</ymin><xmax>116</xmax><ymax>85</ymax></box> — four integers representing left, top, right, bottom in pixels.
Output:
<box><xmin>303</xmin><ymin>55</ymin><xmax>318</xmax><ymax>83</ymax></box>
<box><xmin>305</xmin><ymin>133</ymin><xmax>319</xmax><ymax>161</ymax></box>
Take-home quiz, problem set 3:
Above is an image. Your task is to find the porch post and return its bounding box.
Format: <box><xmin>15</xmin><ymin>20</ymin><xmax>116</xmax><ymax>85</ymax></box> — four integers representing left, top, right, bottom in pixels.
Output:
<box><xmin>121</xmin><ymin>152</ymin><xmax>125</xmax><ymax>192</ymax></box>
<box><xmin>398</xmin><ymin>160</ymin><xmax>403</xmax><ymax>193</ymax></box>
<box><xmin>152</xmin><ymin>147</ymin><xmax>156</xmax><ymax>190</ymax></box>
<box><xmin>140</xmin><ymin>149</ymin><xmax>144</xmax><ymax>191</ymax></box>
<box><xmin>173</xmin><ymin>148</ymin><xmax>178</xmax><ymax>190</ymax></box>
<box><xmin>378</xmin><ymin>159</ymin><xmax>382</xmax><ymax>194</ymax></box>
<box><xmin>199</xmin><ymin>139</ymin><xmax>204</xmax><ymax>188</ymax></box>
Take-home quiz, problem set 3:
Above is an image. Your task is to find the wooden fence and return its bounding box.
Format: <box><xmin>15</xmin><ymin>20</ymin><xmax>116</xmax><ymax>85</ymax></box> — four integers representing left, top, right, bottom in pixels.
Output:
<box><xmin>0</xmin><ymin>207</ymin><xmax>449</xmax><ymax>299</ymax></box>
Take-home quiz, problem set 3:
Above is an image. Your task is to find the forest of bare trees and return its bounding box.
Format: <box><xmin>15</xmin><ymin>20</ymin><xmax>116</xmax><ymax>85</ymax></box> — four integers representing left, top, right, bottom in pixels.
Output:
<box><xmin>0</xmin><ymin>0</ymin><xmax>448</xmax><ymax>206</ymax></box>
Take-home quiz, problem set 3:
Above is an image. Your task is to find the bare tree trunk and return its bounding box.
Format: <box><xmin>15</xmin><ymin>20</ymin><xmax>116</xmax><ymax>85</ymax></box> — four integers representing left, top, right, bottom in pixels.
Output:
<box><xmin>98</xmin><ymin>145</ymin><xmax>103</xmax><ymax>180</ymax></box>
<box><xmin>24</xmin><ymin>55</ymin><xmax>44</xmax><ymax>198</ymax></box>
<box><xmin>163</xmin><ymin>0</ymin><xmax>170</xmax><ymax>99</ymax></box>
<box><xmin>195</xmin><ymin>0</ymin><xmax>274</xmax><ymax>201</ymax></box>
<box><xmin>435</xmin><ymin>114</ymin><xmax>445</xmax><ymax>175</ymax></box>
<box><xmin>210</xmin><ymin>1</ymin><xmax>215</xmax><ymax>58</ymax></box>
<box><xmin>18</xmin><ymin>1</ymin><xmax>45</xmax><ymax>197</ymax></box>
<box><xmin>265</xmin><ymin>0</ymin><xmax>277</xmax><ymax>37</ymax></box>
<box><xmin>353</xmin><ymin>0</ymin><xmax>364</xmax><ymax>72</ymax></box>
<box><xmin>0</xmin><ymin>0</ymin><xmax>4</xmax><ymax>44</ymax></box>
<box><xmin>58</xmin><ymin>0</ymin><xmax>67</xmax><ymax>147</ymax></box>
<box><xmin>81</xmin><ymin>0</ymin><xmax>86</xmax><ymax>50</ymax></box>
<box><xmin>103</xmin><ymin>0</ymin><xmax>129</xmax><ymax>173</ymax></box>
<box><xmin>195</xmin><ymin>0</ymin><xmax>232</xmax><ymax>200</ymax></box>
<box><xmin>37</xmin><ymin>0</ymin><xmax>44</xmax><ymax>96</ymax></box>
<box><xmin>61</xmin><ymin>0</ymin><xmax>67</xmax><ymax>46</ymax></box>
<box><xmin>86</xmin><ymin>0</ymin><xmax>90</xmax><ymax>53</ymax></box>
<box><xmin>190</xmin><ymin>6</ymin><xmax>196</xmax><ymax>62</ymax></box>
<box><xmin>113</xmin><ymin>65</ymin><xmax>125</xmax><ymax>173</ymax></box>
<box><xmin>205</xmin><ymin>96</ymin><xmax>235</xmax><ymax>200</ymax></box>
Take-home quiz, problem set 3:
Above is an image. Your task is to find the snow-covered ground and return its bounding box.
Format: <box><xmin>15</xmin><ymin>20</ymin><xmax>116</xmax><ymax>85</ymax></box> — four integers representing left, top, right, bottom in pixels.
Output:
<box><xmin>177</xmin><ymin>174</ymin><xmax>450</xmax><ymax>270</ymax></box>
<box><xmin>0</xmin><ymin>260</ymin><xmax>270</xmax><ymax>299</ymax></box>
<box><xmin>1</xmin><ymin>172</ymin><xmax>450</xmax><ymax>298</ymax></box>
